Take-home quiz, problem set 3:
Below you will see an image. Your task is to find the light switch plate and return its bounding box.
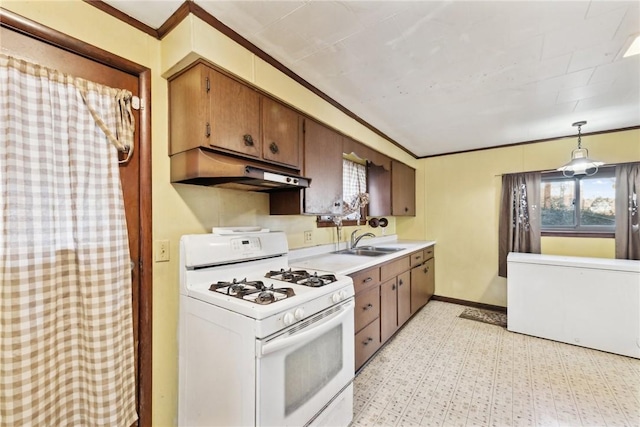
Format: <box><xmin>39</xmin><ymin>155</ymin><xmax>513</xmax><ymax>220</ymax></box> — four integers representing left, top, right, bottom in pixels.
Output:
<box><xmin>155</xmin><ymin>240</ymin><xmax>170</xmax><ymax>262</ymax></box>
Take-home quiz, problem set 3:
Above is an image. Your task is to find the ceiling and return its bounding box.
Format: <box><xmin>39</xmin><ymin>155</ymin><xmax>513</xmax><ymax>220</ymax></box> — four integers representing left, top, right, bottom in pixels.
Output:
<box><xmin>103</xmin><ymin>0</ymin><xmax>640</xmax><ymax>157</ymax></box>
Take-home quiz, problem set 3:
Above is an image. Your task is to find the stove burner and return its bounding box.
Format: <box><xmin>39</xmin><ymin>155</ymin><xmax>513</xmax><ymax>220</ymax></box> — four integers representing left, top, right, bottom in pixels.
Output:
<box><xmin>265</xmin><ymin>269</ymin><xmax>337</xmax><ymax>287</ymax></box>
<box><xmin>255</xmin><ymin>291</ymin><xmax>276</xmax><ymax>305</ymax></box>
<box><xmin>209</xmin><ymin>278</ymin><xmax>295</xmax><ymax>305</ymax></box>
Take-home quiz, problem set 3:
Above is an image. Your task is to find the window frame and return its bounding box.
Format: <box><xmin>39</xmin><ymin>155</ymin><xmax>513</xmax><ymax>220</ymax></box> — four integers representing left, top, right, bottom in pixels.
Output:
<box><xmin>540</xmin><ymin>167</ymin><xmax>616</xmax><ymax>238</ymax></box>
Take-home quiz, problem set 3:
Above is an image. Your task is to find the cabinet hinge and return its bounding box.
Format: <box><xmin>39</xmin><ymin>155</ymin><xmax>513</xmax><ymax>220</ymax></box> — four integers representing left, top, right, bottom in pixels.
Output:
<box><xmin>206</xmin><ymin>77</ymin><xmax>210</xmax><ymax>93</ymax></box>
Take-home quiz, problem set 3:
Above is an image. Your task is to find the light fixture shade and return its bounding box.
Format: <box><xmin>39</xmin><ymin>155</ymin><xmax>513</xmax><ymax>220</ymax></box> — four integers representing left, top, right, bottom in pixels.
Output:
<box><xmin>557</xmin><ymin>120</ymin><xmax>604</xmax><ymax>177</ymax></box>
<box><xmin>557</xmin><ymin>147</ymin><xmax>604</xmax><ymax>177</ymax></box>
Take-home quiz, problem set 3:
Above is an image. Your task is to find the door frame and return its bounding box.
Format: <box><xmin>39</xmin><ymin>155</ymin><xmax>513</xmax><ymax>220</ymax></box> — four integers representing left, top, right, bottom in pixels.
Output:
<box><xmin>0</xmin><ymin>8</ymin><xmax>153</xmax><ymax>426</ymax></box>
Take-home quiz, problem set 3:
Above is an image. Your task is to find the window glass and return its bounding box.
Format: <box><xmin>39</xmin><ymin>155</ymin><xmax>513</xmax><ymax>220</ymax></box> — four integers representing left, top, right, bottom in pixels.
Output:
<box><xmin>579</xmin><ymin>176</ymin><xmax>616</xmax><ymax>226</ymax></box>
<box><xmin>541</xmin><ymin>179</ymin><xmax>576</xmax><ymax>227</ymax></box>
<box><xmin>540</xmin><ymin>168</ymin><xmax>615</xmax><ymax>233</ymax></box>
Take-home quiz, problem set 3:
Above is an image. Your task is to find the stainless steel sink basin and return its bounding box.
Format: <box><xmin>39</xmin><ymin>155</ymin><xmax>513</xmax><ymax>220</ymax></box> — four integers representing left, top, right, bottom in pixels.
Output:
<box><xmin>357</xmin><ymin>246</ymin><xmax>404</xmax><ymax>253</ymax></box>
<box><xmin>331</xmin><ymin>248</ymin><xmax>387</xmax><ymax>257</ymax></box>
<box><xmin>331</xmin><ymin>246</ymin><xmax>404</xmax><ymax>256</ymax></box>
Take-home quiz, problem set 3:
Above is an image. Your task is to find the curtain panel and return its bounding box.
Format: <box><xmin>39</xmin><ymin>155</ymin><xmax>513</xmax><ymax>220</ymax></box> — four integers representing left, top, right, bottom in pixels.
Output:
<box><xmin>498</xmin><ymin>172</ymin><xmax>541</xmax><ymax>277</ymax></box>
<box><xmin>0</xmin><ymin>55</ymin><xmax>137</xmax><ymax>426</ymax></box>
<box><xmin>615</xmin><ymin>162</ymin><xmax>640</xmax><ymax>260</ymax></box>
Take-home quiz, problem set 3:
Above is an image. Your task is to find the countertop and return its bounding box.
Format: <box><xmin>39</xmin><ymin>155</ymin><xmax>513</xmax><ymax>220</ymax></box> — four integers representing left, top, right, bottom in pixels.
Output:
<box><xmin>289</xmin><ymin>234</ymin><xmax>436</xmax><ymax>276</ymax></box>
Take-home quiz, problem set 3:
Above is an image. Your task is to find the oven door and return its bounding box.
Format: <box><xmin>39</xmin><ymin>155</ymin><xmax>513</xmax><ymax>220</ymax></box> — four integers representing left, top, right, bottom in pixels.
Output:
<box><xmin>256</xmin><ymin>298</ymin><xmax>355</xmax><ymax>427</ymax></box>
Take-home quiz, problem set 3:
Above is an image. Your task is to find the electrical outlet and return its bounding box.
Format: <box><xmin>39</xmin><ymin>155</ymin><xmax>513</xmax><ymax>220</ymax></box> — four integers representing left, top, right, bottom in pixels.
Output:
<box><xmin>155</xmin><ymin>240</ymin><xmax>170</xmax><ymax>262</ymax></box>
<box><xmin>304</xmin><ymin>230</ymin><xmax>313</xmax><ymax>244</ymax></box>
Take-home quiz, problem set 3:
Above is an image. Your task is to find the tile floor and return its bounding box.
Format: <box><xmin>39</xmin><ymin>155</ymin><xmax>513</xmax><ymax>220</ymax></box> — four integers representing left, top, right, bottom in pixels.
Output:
<box><xmin>351</xmin><ymin>301</ymin><xmax>640</xmax><ymax>427</ymax></box>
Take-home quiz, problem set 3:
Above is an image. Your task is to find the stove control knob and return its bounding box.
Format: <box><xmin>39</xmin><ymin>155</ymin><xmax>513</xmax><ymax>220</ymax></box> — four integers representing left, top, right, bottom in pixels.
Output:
<box><xmin>332</xmin><ymin>292</ymin><xmax>342</xmax><ymax>303</ymax></box>
<box><xmin>294</xmin><ymin>308</ymin><xmax>305</xmax><ymax>320</ymax></box>
<box><xmin>283</xmin><ymin>312</ymin><xmax>295</xmax><ymax>326</ymax></box>
<box><xmin>339</xmin><ymin>290</ymin><xmax>348</xmax><ymax>300</ymax></box>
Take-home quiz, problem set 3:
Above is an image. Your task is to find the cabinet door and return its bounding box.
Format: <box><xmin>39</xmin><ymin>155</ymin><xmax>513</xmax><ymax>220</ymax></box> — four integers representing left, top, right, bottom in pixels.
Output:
<box><xmin>367</xmin><ymin>162</ymin><xmax>391</xmax><ymax>216</ymax></box>
<box><xmin>397</xmin><ymin>271</ymin><xmax>411</xmax><ymax>326</ymax></box>
<box><xmin>380</xmin><ymin>278</ymin><xmax>398</xmax><ymax>342</ymax></box>
<box><xmin>303</xmin><ymin>119</ymin><xmax>343</xmax><ymax>214</ymax></box>
<box><xmin>209</xmin><ymin>69</ymin><xmax>261</xmax><ymax>158</ymax></box>
<box><xmin>410</xmin><ymin>261</ymin><xmax>431</xmax><ymax>313</ymax></box>
<box><xmin>169</xmin><ymin>63</ymin><xmax>211</xmax><ymax>155</ymax></box>
<box><xmin>391</xmin><ymin>160</ymin><xmax>416</xmax><ymax>216</ymax></box>
<box><xmin>262</xmin><ymin>97</ymin><xmax>300</xmax><ymax>168</ymax></box>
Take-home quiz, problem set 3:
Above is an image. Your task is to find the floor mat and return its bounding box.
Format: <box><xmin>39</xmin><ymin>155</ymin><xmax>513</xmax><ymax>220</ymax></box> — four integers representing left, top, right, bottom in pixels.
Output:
<box><xmin>458</xmin><ymin>307</ymin><xmax>507</xmax><ymax>327</ymax></box>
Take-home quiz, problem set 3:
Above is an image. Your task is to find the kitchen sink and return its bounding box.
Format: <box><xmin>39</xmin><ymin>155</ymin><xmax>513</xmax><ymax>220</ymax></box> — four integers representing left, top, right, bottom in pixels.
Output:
<box><xmin>332</xmin><ymin>246</ymin><xmax>404</xmax><ymax>256</ymax></box>
<box><xmin>357</xmin><ymin>246</ymin><xmax>404</xmax><ymax>253</ymax></box>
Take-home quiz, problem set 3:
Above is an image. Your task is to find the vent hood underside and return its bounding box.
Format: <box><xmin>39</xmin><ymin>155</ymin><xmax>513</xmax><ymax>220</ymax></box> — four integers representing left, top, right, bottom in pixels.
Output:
<box><xmin>170</xmin><ymin>148</ymin><xmax>310</xmax><ymax>192</ymax></box>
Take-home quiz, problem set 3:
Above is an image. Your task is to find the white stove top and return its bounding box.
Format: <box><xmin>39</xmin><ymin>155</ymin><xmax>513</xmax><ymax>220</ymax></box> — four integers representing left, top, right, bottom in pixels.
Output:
<box><xmin>180</xmin><ymin>232</ymin><xmax>354</xmax><ymax>325</ymax></box>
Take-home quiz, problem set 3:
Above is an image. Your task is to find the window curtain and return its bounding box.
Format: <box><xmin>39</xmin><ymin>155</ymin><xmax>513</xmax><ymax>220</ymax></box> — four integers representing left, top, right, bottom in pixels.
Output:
<box><xmin>342</xmin><ymin>159</ymin><xmax>369</xmax><ymax>219</ymax></box>
<box><xmin>498</xmin><ymin>172</ymin><xmax>541</xmax><ymax>277</ymax></box>
<box><xmin>0</xmin><ymin>55</ymin><xmax>137</xmax><ymax>425</ymax></box>
<box><xmin>615</xmin><ymin>162</ymin><xmax>640</xmax><ymax>260</ymax></box>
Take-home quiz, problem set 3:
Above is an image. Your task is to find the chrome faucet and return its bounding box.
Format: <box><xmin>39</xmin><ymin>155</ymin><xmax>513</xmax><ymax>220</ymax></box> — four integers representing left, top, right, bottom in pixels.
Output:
<box><xmin>350</xmin><ymin>229</ymin><xmax>376</xmax><ymax>249</ymax></box>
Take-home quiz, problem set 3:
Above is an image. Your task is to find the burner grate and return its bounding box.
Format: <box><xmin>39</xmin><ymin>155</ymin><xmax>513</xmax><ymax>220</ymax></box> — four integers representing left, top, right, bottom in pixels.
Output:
<box><xmin>265</xmin><ymin>268</ymin><xmax>337</xmax><ymax>287</ymax></box>
<box><xmin>209</xmin><ymin>278</ymin><xmax>295</xmax><ymax>305</ymax></box>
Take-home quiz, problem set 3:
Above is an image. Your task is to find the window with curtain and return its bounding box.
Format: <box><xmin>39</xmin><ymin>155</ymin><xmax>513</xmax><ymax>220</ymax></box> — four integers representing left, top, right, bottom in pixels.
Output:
<box><xmin>0</xmin><ymin>54</ymin><xmax>136</xmax><ymax>426</ymax></box>
<box><xmin>498</xmin><ymin>172</ymin><xmax>541</xmax><ymax>277</ymax></box>
<box><xmin>342</xmin><ymin>158</ymin><xmax>368</xmax><ymax>221</ymax></box>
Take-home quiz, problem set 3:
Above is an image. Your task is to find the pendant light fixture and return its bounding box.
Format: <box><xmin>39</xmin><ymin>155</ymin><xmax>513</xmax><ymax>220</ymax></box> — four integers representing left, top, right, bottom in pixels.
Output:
<box><xmin>557</xmin><ymin>121</ymin><xmax>604</xmax><ymax>177</ymax></box>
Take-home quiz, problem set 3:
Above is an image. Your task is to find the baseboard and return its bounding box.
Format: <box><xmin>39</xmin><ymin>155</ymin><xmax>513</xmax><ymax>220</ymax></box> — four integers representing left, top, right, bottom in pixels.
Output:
<box><xmin>431</xmin><ymin>295</ymin><xmax>507</xmax><ymax>313</ymax></box>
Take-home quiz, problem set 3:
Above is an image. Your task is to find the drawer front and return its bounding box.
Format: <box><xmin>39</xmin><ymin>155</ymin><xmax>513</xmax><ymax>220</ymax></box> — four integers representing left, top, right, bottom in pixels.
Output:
<box><xmin>350</xmin><ymin>266</ymin><xmax>381</xmax><ymax>293</ymax></box>
<box><xmin>424</xmin><ymin>245</ymin><xmax>435</xmax><ymax>260</ymax></box>
<box><xmin>380</xmin><ymin>256</ymin><xmax>411</xmax><ymax>282</ymax></box>
<box><xmin>355</xmin><ymin>317</ymin><xmax>381</xmax><ymax>371</ymax></box>
<box><xmin>354</xmin><ymin>286</ymin><xmax>380</xmax><ymax>333</ymax></box>
<box><xmin>410</xmin><ymin>250</ymin><xmax>425</xmax><ymax>267</ymax></box>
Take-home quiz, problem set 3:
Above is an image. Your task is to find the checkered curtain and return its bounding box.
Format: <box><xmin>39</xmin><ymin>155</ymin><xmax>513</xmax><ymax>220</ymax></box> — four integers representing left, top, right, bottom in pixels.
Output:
<box><xmin>342</xmin><ymin>159</ymin><xmax>368</xmax><ymax>219</ymax></box>
<box><xmin>0</xmin><ymin>55</ymin><xmax>137</xmax><ymax>426</ymax></box>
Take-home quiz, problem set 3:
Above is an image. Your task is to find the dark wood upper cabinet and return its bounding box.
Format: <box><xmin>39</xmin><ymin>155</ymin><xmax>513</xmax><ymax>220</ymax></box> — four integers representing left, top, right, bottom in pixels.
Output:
<box><xmin>270</xmin><ymin>118</ymin><xmax>343</xmax><ymax>215</ymax></box>
<box><xmin>302</xmin><ymin>119</ymin><xmax>344</xmax><ymax>214</ymax></box>
<box><xmin>391</xmin><ymin>160</ymin><xmax>416</xmax><ymax>216</ymax></box>
<box><xmin>367</xmin><ymin>162</ymin><xmax>391</xmax><ymax>216</ymax></box>
<box><xmin>261</xmin><ymin>97</ymin><xmax>301</xmax><ymax>168</ymax></box>
<box><xmin>169</xmin><ymin>61</ymin><xmax>300</xmax><ymax>169</ymax></box>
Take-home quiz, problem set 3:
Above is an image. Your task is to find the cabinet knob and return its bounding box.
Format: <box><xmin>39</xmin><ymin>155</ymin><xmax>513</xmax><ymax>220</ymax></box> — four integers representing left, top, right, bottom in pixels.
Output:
<box><xmin>243</xmin><ymin>134</ymin><xmax>254</xmax><ymax>146</ymax></box>
<box><xmin>269</xmin><ymin>142</ymin><xmax>279</xmax><ymax>154</ymax></box>
<box><xmin>424</xmin><ymin>267</ymin><xmax>429</xmax><ymax>273</ymax></box>
<box><xmin>392</xmin><ymin>284</ymin><xmax>396</xmax><ymax>290</ymax></box>
<box><xmin>404</xmin><ymin>207</ymin><xmax>409</xmax><ymax>212</ymax></box>
<box><xmin>205</xmin><ymin>122</ymin><xmax>211</xmax><ymax>138</ymax></box>
<box><xmin>364</xmin><ymin>277</ymin><xmax>372</xmax><ymax>283</ymax></box>
<box><xmin>363</xmin><ymin>303</ymin><xmax>373</xmax><ymax>311</ymax></box>
<box><xmin>399</xmin><ymin>279</ymin><xmax>403</xmax><ymax>286</ymax></box>
<box><xmin>363</xmin><ymin>337</ymin><xmax>373</xmax><ymax>346</ymax></box>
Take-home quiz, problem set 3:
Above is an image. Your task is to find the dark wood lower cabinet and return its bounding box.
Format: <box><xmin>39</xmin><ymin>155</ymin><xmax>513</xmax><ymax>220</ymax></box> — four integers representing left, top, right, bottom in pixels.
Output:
<box><xmin>352</xmin><ymin>246</ymin><xmax>435</xmax><ymax>372</ymax></box>
<box><xmin>380</xmin><ymin>278</ymin><xmax>398</xmax><ymax>343</ymax></box>
<box><xmin>355</xmin><ymin>318</ymin><xmax>381</xmax><ymax>370</ymax></box>
<box><xmin>410</xmin><ymin>257</ymin><xmax>435</xmax><ymax>314</ymax></box>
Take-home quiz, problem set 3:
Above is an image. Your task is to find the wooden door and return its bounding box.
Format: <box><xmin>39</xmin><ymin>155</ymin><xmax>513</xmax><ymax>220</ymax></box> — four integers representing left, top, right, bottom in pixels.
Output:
<box><xmin>1</xmin><ymin>12</ymin><xmax>152</xmax><ymax>426</ymax></box>
<box><xmin>303</xmin><ymin>118</ymin><xmax>343</xmax><ymax>214</ymax></box>
<box><xmin>367</xmin><ymin>162</ymin><xmax>391</xmax><ymax>216</ymax></box>
<box><xmin>261</xmin><ymin>96</ymin><xmax>300</xmax><ymax>168</ymax></box>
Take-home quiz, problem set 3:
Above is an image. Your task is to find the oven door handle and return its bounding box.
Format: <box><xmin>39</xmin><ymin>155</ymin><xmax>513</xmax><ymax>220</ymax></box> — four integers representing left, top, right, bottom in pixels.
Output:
<box><xmin>259</xmin><ymin>300</ymin><xmax>354</xmax><ymax>357</ymax></box>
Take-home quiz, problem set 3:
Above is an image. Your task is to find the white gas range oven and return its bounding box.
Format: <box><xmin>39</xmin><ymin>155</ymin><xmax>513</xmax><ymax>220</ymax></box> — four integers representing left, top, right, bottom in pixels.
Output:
<box><xmin>178</xmin><ymin>229</ymin><xmax>355</xmax><ymax>426</ymax></box>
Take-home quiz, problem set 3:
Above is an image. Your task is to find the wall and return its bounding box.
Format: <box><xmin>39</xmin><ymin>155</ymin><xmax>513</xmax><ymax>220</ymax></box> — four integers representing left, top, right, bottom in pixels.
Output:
<box><xmin>1</xmin><ymin>3</ymin><xmax>425</xmax><ymax>426</ymax></box>
<box><xmin>424</xmin><ymin>129</ymin><xmax>640</xmax><ymax>307</ymax></box>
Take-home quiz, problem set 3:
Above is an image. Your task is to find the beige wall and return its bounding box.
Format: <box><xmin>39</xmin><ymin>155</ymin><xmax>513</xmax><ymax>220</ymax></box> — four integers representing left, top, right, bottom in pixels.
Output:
<box><xmin>424</xmin><ymin>129</ymin><xmax>640</xmax><ymax>308</ymax></box>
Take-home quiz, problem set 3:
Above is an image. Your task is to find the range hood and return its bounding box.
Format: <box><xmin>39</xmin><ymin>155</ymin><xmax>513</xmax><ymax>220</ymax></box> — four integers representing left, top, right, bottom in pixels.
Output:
<box><xmin>171</xmin><ymin>148</ymin><xmax>310</xmax><ymax>192</ymax></box>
